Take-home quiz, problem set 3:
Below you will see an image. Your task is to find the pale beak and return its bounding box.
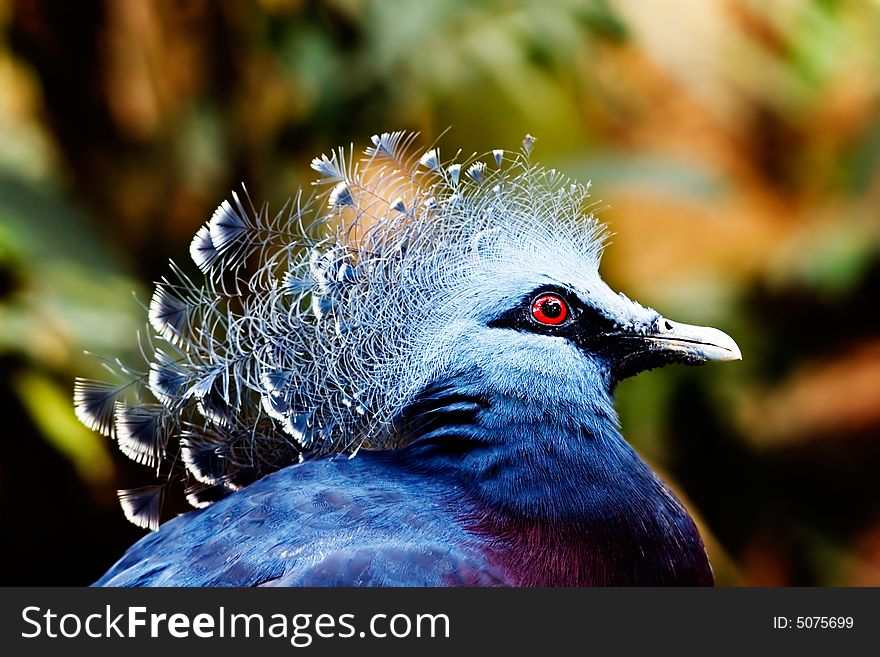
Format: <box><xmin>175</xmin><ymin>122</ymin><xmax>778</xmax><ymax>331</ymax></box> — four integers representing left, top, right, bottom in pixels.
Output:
<box><xmin>600</xmin><ymin>316</ymin><xmax>741</xmax><ymax>383</ymax></box>
<box><xmin>646</xmin><ymin>318</ymin><xmax>742</xmax><ymax>363</ymax></box>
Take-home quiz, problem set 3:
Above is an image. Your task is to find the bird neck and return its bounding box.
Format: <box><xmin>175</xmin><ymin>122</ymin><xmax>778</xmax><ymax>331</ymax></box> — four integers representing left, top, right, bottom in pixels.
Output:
<box><xmin>395</xmin><ymin>392</ymin><xmax>713</xmax><ymax>585</ymax></box>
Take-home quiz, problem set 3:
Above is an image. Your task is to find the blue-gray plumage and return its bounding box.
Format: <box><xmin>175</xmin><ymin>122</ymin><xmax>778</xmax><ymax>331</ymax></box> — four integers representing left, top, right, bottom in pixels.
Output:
<box><xmin>79</xmin><ymin>132</ymin><xmax>741</xmax><ymax>586</ymax></box>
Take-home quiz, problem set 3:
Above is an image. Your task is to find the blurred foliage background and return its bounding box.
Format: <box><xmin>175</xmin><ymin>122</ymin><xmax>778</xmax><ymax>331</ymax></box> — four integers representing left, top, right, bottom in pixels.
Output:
<box><xmin>1</xmin><ymin>0</ymin><xmax>879</xmax><ymax>585</ymax></box>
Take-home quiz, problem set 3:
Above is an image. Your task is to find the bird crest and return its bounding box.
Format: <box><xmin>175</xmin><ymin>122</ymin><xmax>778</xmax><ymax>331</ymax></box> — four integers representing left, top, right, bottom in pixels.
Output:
<box><xmin>74</xmin><ymin>131</ymin><xmax>607</xmax><ymax>529</ymax></box>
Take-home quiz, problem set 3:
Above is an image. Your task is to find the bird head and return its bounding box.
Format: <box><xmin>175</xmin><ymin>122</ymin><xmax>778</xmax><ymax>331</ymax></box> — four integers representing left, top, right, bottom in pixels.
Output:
<box><xmin>406</xmin><ymin>231</ymin><xmax>741</xmax><ymax>436</ymax></box>
<box><xmin>336</xmin><ymin>143</ymin><xmax>742</xmax><ymax>446</ymax></box>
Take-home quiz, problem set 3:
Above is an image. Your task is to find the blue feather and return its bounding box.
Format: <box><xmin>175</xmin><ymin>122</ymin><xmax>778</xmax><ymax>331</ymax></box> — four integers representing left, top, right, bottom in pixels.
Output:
<box><xmin>148</xmin><ymin>356</ymin><xmax>189</xmax><ymax>406</ymax></box>
<box><xmin>189</xmin><ymin>224</ymin><xmax>218</xmax><ymax>272</ymax></box>
<box><xmin>208</xmin><ymin>198</ymin><xmax>249</xmax><ymax>251</ymax></box>
<box><xmin>115</xmin><ymin>402</ymin><xmax>170</xmax><ymax>468</ymax></box>
<box><xmin>117</xmin><ymin>485</ymin><xmax>165</xmax><ymax>532</ymax></box>
<box><xmin>73</xmin><ymin>378</ymin><xmax>128</xmax><ymax>437</ymax></box>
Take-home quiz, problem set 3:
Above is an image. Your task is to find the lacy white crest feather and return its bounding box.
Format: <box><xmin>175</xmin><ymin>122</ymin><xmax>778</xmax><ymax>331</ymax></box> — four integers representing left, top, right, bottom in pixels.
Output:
<box><xmin>74</xmin><ymin>131</ymin><xmax>606</xmax><ymax>525</ymax></box>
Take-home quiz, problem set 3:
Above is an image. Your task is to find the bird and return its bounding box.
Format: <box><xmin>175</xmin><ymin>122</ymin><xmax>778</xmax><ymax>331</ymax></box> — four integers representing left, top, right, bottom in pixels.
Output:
<box><xmin>75</xmin><ymin>131</ymin><xmax>741</xmax><ymax>586</ymax></box>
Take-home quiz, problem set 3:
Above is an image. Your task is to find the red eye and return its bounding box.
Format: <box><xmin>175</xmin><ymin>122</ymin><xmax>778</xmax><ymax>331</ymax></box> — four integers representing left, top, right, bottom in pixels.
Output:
<box><xmin>531</xmin><ymin>294</ymin><xmax>568</xmax><ymax>326</ymax></box>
